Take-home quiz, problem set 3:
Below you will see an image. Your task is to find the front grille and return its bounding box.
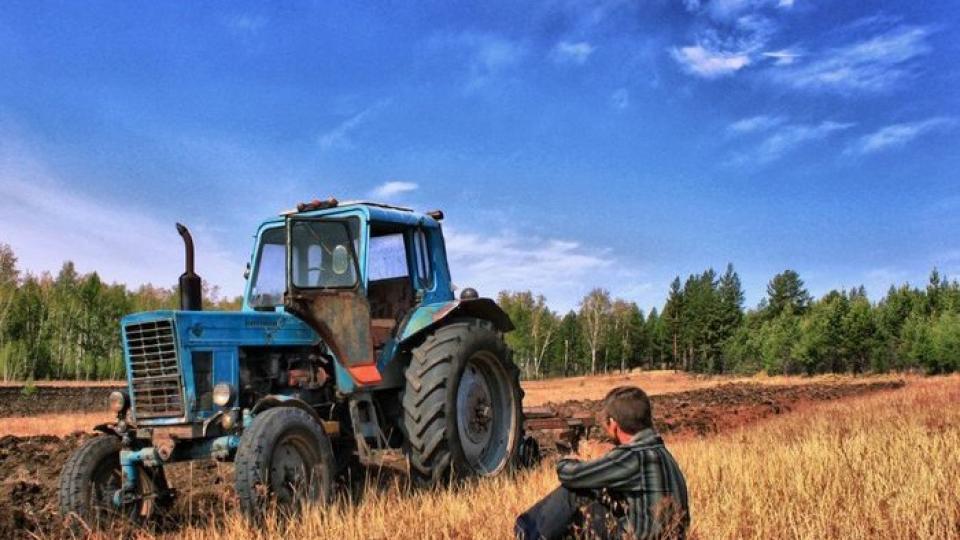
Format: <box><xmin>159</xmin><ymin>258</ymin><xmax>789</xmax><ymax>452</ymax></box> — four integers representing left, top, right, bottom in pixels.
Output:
<box><xmin>124</xmin><ymin>319</ymin><xmax>184</xmax><ymax>418</ymax></box>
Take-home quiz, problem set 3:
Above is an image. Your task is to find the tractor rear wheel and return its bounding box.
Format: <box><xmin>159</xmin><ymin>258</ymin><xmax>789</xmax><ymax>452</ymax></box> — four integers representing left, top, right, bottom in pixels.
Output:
<box><xmin>234</xmin><ymin>407</ymin><xmax>336</xmax><ymax>519</ymax></box>
<box><xmin>58</xmin><ymin>435</ymin><xmax>164</xmax><ymax>531</ymax></box>
<box><xmin>402</xmin><ymin>318</ymin><xmax>523</xmax><ymax>486</ymax></box>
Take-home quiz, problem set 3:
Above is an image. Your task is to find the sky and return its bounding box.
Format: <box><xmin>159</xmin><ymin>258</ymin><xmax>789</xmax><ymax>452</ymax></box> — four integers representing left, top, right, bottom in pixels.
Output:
<box><xmin>1</xmin><ymin>1</ymin><xmax>958</xmax><ymax>313</ymax></box>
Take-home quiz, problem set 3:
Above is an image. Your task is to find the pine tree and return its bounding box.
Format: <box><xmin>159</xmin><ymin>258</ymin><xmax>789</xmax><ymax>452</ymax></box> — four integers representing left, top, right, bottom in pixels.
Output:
<box><xmin>765</xmin><ymin>269</ymin><xmax>812</xmax><ymax>318</ymax></box>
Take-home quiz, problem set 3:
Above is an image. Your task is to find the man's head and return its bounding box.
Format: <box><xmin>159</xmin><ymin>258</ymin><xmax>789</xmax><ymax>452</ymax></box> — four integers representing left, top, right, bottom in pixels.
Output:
<box><xmin>601</xmin><ymin>386</ymin><xmax>653</xmax><ymax>442</ymax></box>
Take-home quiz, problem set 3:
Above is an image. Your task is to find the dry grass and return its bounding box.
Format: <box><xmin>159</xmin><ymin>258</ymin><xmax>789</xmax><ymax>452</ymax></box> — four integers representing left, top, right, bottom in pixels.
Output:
<box><xmin>90</xmin><ymin>375</ymin><xmax>956</xmax><ymax>540</ymax></box>
<box><xmin>521</xmin><ymin>369</ymin><xmax>904</xmax><ymax>406</ymax></box>
<box><xmin>0</xmin><ymin>412</ymin><xmax>115</xmax><ymax>437</ymax></box>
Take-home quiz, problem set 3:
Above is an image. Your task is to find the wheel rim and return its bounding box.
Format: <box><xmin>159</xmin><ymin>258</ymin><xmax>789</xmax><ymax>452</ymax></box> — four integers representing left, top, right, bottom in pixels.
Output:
<box><xmin>88</xmin><ymin>458</ymin><xmax>154</xmax><ymax>523</ymax></box>
<box><xmin>455</xmin><ymin>351</ymin><xmax>517</xmax><ymax>475</ymax></box>
<box><xmin>90</xmin><ymin>459</ymin><xmax>122</xmax><ymax>519</ymax></box>
<box><xmin>268</xmin><ymin>433</ymin><xmax>317</xmax><ymax>505</ymax></box>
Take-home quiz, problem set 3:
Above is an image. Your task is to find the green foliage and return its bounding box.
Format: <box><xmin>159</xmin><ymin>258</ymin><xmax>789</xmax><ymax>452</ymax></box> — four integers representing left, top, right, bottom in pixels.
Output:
<box><xmin>0</xmin><ymin>244</ymin><xmax>242</xmax><ymax>381</ymax></box>
<box><xmin>765</xmin><ymin>269</ymin><xmax>813</xmax><ymax>318</ymax></box>
<box><xmin>2</xmin><ymin>238</ymin><xmax>958</xmax><ymax>381</ymax></box>
<box><xmin>20</xmin><ymin>379</ymin><xmax>37</xmax><ymax>396</ymax></box>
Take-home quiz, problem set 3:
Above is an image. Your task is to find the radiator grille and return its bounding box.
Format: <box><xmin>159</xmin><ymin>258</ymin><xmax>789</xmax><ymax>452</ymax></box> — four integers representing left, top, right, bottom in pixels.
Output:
<box><xmin>124</xmin><ymin>319</ymin><xmax>184</xmax><ymax>418</ymax></box>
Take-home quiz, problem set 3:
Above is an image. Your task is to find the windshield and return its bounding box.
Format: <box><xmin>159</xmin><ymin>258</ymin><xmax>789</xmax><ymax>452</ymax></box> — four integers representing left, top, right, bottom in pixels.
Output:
<box><xmin>249</xmin><ymin>227</ymin><xmax>285</xmax><ymax>308</ymax></box>
<box><xmin>290</xmin><ymin>219</ymin><xmax>360</xmax><ymax>289</ymax></box>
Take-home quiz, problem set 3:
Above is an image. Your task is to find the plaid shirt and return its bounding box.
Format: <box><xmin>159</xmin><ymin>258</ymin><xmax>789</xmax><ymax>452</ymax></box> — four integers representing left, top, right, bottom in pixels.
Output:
<box><xmin>556</xmin><ymin>428</ymin><xmax>690</xmax><ymax>539</ymax></box>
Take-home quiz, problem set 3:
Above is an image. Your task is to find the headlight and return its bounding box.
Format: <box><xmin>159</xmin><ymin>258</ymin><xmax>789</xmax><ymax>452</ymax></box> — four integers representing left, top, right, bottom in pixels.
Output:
<box><xmin>212</xmin><ymin>383</ymin><xmax>234</xmax><ymax>407</ymax></box>
<box><xmin>221</xmin><ymin>410</ymin><xmax>239</xmax><ymax>430</ymax></box>
<box><xmin>108</xmin><ymin>390</ymin><xmax>128</xmax><ymax>413</ymax></box>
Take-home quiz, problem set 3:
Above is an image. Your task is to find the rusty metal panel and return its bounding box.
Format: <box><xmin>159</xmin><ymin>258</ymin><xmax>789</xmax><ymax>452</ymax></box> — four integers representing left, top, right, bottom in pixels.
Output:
<box><xmin>296</xmin><ymin>291</ymin><xmax>375</xmax><ymax>368</ymax></box>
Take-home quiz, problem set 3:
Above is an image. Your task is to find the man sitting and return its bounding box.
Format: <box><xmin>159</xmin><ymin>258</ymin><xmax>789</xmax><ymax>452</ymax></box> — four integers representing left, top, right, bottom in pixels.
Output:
<box><xmin>515</xmin><ymin>386</ymin><xmax>690</xmax><ymax>539</ymax></box>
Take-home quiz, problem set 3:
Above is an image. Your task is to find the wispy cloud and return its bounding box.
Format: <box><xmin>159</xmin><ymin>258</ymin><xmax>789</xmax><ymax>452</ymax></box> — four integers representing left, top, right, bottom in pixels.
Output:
<box><xmin>318</xmin><ymin>99</ymin><xmax>390</xmax><ymax>150</ymax></box>
<box><xmin>223</xmin><ymin>14</ymin><xmax>268</xmax><ymax>36</ymax></box>
<box><xmin>699</xmin><ymin>0</ymin><xmax>794</xmax><ymax>21</ymax></box>
<box><xmin>762</xmin><ymin>48</ymin><xmax>802</xmax><ymax>65</ymax></box>
<box><xmin>610</xmin><ymin>88</ymin><xmax>629</xmax><ymax>110</ymax></box>
<box><xmin>550</xmin><ymin>41</ymin><xmax>595</xmax><ymax>65</ymax></box>
<box><xmin>444</xmin><ymin>228</ymin><xmax>613</xmax><ymax>311</ymax></box>
<box><xmin>846</xmin><ymin>117</ymin><xmax>956</xmax><ymax>155</ymax></box>
<box><xmin>370</xmin><ymin>181</ymin><xmax>418</xmax><ymax>199</ymax></box>
<box><xmin>730</xmin><ymin>120</ymin><xmax>855</xmax><ymax>165</ymax></box>
<box><xmin>0</xmin><ymin>140</ymin><xmax>244</xmax><ymax>295</ymax></box>
<box><xmin>671</xmin><ymin>45</ymin><xmax>750</xmax><ymax>78</ymax></box>
<box><xmin>728</xmin><ymin>114</ymin><xmax>786</xmax><ymax>134</ymax></box>
<box><xmin>771</xmin><ymin>25</ymin><xmax>933</xmax><ymax>93</ymax></box>
<box><xmin>671</xmin><ymin>11</ymin><xmax>776</xmax><ymax>78</ymax></box>
<box><xmin>426</xmin><ymin>32</ymin><xmax>526</xmax><ymax>92</ymax></box>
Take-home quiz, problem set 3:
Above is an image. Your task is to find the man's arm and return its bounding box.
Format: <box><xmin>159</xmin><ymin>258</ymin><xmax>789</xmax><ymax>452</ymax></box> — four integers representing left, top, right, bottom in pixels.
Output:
<box><xmin>556</xmin><ymin>447</ymin><xmax>640</xmax><ymax>491</ymax></box>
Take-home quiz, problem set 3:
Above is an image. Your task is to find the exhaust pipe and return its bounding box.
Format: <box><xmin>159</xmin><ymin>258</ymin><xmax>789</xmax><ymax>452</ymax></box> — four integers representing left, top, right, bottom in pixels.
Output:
<box><xmin>176</xmin><ymin>223</ymin><xmax>203</xmax><ymax>311</ymax></box>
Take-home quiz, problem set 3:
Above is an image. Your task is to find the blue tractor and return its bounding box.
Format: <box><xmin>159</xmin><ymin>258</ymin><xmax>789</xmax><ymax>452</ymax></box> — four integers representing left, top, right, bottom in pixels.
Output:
<box><xmin>58</xmin><ymin>198</ymin><xmax>525</xmax><ymax>526</ymax></box>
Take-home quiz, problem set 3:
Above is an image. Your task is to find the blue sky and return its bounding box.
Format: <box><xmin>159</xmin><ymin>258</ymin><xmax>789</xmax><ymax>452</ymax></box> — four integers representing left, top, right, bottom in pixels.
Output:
<box><xmin>1</xmin><ymin>1</ymin><xmax>958</xmax><ymax>313</ymax></box>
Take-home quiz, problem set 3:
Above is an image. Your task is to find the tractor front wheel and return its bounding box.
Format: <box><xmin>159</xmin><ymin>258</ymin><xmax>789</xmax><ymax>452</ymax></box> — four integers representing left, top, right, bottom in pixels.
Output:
<box><xmin>58</xmin><ymin>435</ymin><xmax>164</xmax><ymax>531</ymax></box>
<box><xmin>402</xmin><ymin>318</ymin><xmax>523</xmax><ymax>486</ymax></box>
<box><xmin>234</xmin><ymin>407</ymin><xmax>336</xmax><ymax>519</ymax></box>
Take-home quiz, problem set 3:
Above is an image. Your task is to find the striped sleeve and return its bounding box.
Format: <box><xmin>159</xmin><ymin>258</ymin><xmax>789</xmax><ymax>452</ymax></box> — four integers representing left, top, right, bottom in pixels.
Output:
<box><xmin>556</xmin><ymin>447</ymin><xmax>642</xmax><ymax>491</ymax></box>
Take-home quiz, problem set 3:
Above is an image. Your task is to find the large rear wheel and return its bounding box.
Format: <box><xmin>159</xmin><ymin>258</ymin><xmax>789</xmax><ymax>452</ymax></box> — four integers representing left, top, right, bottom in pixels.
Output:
<box><xmin>402</xmin><ymin>318</ymin><xmax>523</xmax><ymax>485</ymax></box>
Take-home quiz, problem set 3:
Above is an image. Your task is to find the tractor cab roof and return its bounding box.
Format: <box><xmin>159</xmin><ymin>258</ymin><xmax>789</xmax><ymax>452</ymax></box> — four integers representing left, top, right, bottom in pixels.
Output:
<box><xmin>256</xmin><ymin>198</ymin><xmax>444</xmax><ymax>231</ymax></box>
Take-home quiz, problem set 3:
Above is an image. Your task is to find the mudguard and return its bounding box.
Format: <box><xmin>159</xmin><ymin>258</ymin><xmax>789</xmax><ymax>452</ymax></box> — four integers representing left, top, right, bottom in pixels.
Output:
<box><xmin>397</xmin><ymin>297</ymin><xmax>514</xmax><ymax>345</ymax></box>
<box><xmin>250</xmin><ymin>395</ymin><xmax>325</xmax><ymax>425</ymax></box>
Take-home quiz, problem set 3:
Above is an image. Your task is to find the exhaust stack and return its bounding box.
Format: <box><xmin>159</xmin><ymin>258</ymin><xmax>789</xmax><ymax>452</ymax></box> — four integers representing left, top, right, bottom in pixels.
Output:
<box><xmin>176</xmin><ymin>223</ymin><xmax>203</xmax><ymax>311</ymax></box>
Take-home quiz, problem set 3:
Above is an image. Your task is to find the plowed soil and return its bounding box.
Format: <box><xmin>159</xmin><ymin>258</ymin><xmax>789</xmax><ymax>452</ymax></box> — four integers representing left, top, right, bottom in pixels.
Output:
<box><xmin>0</xmin><ymin>386</ymin><xmax>121</xmax><ymax>417</ymax></box>
<box><xmin>0</xmin><ymin>379</ymin><xmax>905</xmax><ymax>538</ymax></box>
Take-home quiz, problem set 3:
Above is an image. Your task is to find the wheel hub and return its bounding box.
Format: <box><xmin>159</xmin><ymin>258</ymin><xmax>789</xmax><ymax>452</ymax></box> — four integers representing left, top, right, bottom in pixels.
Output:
<box><xmin>269</xmin><ymin>440</ymin><xmax>308</xmax><ymax>503</ymax></box>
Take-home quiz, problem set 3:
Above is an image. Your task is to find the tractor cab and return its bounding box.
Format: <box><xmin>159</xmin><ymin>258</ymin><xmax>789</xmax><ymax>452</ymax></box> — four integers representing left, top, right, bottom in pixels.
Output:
<box><xmin>244</xmin><ymin>199</ymin><xmax>465</xmax><ymax>391</ymax></box>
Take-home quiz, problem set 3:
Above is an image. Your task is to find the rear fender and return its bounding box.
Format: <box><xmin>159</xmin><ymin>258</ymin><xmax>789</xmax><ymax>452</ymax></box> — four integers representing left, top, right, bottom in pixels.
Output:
<box><xmin>397</xmin><ymin>298</ymin><xmax>514</xmax><ymax>346</ymax></box>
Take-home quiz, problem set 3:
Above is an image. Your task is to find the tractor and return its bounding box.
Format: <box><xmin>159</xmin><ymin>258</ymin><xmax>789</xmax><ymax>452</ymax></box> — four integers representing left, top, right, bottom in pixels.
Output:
<box><xmin>58</xmin><ymin>198</ymin><xmax>526</xmax><ymax>526</ymax></box>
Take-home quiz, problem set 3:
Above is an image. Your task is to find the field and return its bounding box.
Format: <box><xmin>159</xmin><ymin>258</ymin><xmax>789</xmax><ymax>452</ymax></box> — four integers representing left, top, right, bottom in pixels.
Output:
<box><xmin>0</xmin><ymin>372</ymin><xmax>957</xmax><ymax>539</ymax></box>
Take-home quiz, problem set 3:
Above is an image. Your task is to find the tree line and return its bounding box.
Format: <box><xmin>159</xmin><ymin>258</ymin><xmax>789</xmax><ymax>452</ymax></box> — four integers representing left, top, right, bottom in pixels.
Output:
<box><xmin>1</xmin><ymin>240</ymin><xmax>958</xmax><ymax>381</ymax></box>
<box><xmin>0</xmin><ymin>244</ymin><xmax>240</xmax><ymax>381</ymax></box>
<box><xmin>500</xmin><ymin>264</ymin><xmax>960</xmax><ymax>379</ymax></box>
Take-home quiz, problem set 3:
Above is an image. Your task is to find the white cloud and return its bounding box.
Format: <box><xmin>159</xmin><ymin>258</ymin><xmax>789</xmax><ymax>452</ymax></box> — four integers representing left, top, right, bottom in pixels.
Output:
<box><xmin>846</xmin><ymin>117</ymin><xmax>956</xmax><ymax>155</ymax></box>
<box><xmin>318</xmin><ymin>99</ymin><xmax>390</xmax><ymax>150</ymax></box>
<box><xmin>763</xmin><ymin>48</ymin><xmax>802</xmax><ymax>65</ymax></box>
<box><xmin>671</xmin><ymin>45</ymin><xmax>750</xmax><ymax>78</ymax></box>
<box><xmin>731</xmin><ymin>120</ymin><xmax>854</xmax><ymax>164</ymax></box>
<box><xmin>443</xmin><ymin>228</ymin><xmax>615</xmax><ymax>312</ymax></box>
<box><xmin>703</xmin><ymin>0</ymin><xmax>793</xmax><ymax>21</ymax></box>
<box><xmin>551</xmin><ymin>41</ymin><xmax>595</xmax><ymax>65</ymax></box>
<box><xmin>0</xmin><ymin>143</ymin><xmax>245</xmax><ymax>297</ymax></box>
<box><xmin>425</xmin><ymin>32</ymin><xmax>526</xmax><ymax>91</ymax></box>
<box><xmin>610</xmin><ymin>88</ymin><xmax>629</xmax><ymax>110</ymax></box>
<box><xmin>370</xmin><ymin>181</ymin><xmax>418</xmax><ymax>199</ymax></box>
<box><xmin>728</xmin><ymin>114</ymin><xmax>786</xmax><ymax>134</ymax></box>
<box><xmin>771</xmin><ymin>25</ymin><xmax>933</xmax><ymax>93</ymax></box>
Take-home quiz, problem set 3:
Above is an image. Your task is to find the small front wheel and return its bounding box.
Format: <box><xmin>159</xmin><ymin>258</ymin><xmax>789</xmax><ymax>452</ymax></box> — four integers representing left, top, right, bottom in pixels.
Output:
<box><xmin>234</xmin><ymin>407</ymin><xmax>336</xmax><ymax>519</ymax></box>
<box><xmin>58</xmin><ymin>435</ymin><xmax>161</xmax><ymax>530</ymax></box>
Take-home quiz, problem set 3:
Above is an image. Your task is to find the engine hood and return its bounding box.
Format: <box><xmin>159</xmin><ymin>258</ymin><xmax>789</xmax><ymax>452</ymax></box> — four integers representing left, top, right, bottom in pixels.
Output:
<box><xmin>121</xmin><ymin>310</ymin><xmax>319</xmax><ymax>349</ymax></box>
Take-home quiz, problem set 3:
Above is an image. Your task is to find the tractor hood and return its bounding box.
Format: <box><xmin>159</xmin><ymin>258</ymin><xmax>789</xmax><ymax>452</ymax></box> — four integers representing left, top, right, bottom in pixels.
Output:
<box><xmin>119</xmin><ymin>310</ymin><xmax>318</xmax><ymax>425</ymax></box>
<box><xmin>122</xmin><ymin>310</ymin><xmax>318</xmax><ymax>349</ymax></box>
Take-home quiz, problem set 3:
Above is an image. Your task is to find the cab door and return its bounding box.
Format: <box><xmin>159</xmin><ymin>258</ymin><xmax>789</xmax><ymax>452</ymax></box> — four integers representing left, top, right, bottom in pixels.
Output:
<box><xmin>283</xmin><ymin>216</ymin><xmax>381</xmax><ymax>385</ymax></box>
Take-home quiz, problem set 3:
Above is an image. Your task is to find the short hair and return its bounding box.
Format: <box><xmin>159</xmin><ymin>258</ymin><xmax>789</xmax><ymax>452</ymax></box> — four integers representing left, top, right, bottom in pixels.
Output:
<box><xmin>602</xmin><ymin>386</ymin><xmax>653</xmax><ymax>434</ymax></box>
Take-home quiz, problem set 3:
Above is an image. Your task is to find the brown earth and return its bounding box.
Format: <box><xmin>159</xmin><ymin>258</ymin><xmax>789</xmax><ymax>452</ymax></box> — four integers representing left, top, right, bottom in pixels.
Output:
<box><xmin>551</xmin><ymin>379</ymin><xmax>907</xmax><ymax>439</ymax></box>
<box><xmin>0</xmin><ymin>386</ymin><xmax>121</xmax><ymax>417</ymax></box>
<box><xmin>0</xmin><ymin>379</ymin><xmax>906</xmax><ymax>538</ymax></box>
